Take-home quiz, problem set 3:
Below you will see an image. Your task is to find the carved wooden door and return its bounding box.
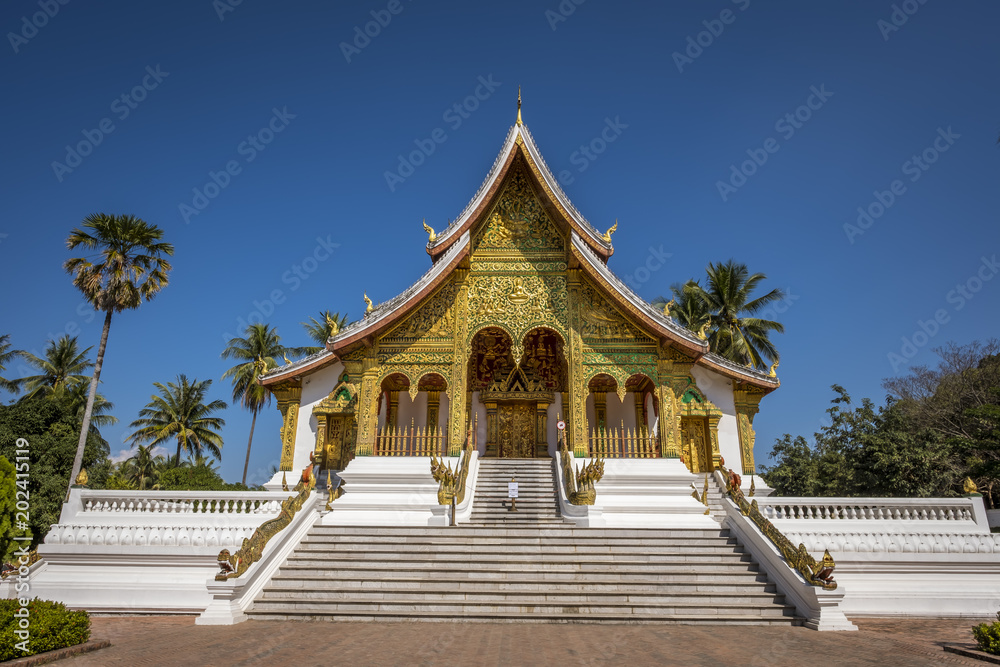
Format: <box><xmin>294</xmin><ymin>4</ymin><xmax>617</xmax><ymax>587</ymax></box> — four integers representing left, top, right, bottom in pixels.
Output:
<box><xmin>326</xmin><ymin>416</ymin><xmax>355</xmax><ymax>470</ymax></box>
<box><xmin>498</xmin><ymin>402</ymin><xmax>536</xmax><ymax>458</ymax></box>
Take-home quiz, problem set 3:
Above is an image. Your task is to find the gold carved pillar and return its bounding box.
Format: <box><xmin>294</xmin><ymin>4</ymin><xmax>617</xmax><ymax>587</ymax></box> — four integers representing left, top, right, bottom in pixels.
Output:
<box><xmin>448</xmin><ymin>269</ymin><xmax>469</xmax><ymax>456</ymax></box>
<box><xmin>656</xmin><ymin>346</ymin><xmax>693</xmax><ymax>459</ymax></box>
<box><xmin>314</xmin><ymin>413</ymin><xmax>328</xmax><ymax>468</ymax></box>
<box><xmin>354</xmin><ymin>351</ymin><xmax>380</xmax><ymax>457</ymax></box>
<box><xmin>274</xmin><ymin>382</ymin><xmax>302</xmax><ymax>471</ymax></box>
<box><xmin>708</xmin><ymin>415</ymin><xmax>722</xmax><ymax>470</ymax></box>
<box><xmin>567</xmin><ymin>270</ymin><xmax>588</xmax><ymax>457</ymax></box>
<box><xmin>733</xmin><ymin>381</ymin><xmax>765</xmax><ymax>475</ymax></box>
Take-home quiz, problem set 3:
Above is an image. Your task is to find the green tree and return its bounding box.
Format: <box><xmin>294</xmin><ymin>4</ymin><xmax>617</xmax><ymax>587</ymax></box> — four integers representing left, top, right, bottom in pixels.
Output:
<box><xmin>13</xmin><ymin>335</ymin><xmax>93</xmax><ymax>400</ymax></box>
<box><xmin>58</xmin><ymin>381</ymin><xmax>118</xmax><ymax>435</ymax></box>
<box><xmin>157</xmin><ymin>463</ymin><xmax>249</xmax><ymax>491</ymax></box>
<box><xmin>654</xmin><ymin>280</ymin><xmax>710</xmax><ymax>332</ymax></box>
<box><xmin>759</xmin><ymin>435</ymin><xmax>819</xmax><ymax>496</ymax></box>
<box><xmin>699</xmin><ymin>260</ymin><xmax>785</xmax><ymax>370</ymax></box>
<box><xmin>0</xmin><ymin>398</ymin><xmax>109</xmax><ymax>544</ymax></box>
<box><xmin>63</xmin><ymin>213</ymin><xmax>174</xmax><ymax>495</ymax></box>
<box><xmin>301</xmin><ymin>310</ymin><xmax>349</xmax><ymax>353</ymax></box>
<box><xmin>761</xmin><ymin>385</ymin><xmax>962</xmax><ymax>498</ymax></box>
<box><xmin>120</xmin><ymin>443</ymin><xmax>168</xmax><ymax>490</ymax></box>
<box><xmin>0</xmin><ymin>335</ymin><xmax>20</xmax><ymax>394</ymax></box>
<box><xmin>222</xmin><ymin>324</ymin><xmax>304</xmax><ymax>485</ymax></box>
<box><xmin>0</xmin><ymin>454</ymin><xmax>32</xmax><ymax>563</ymax></box>
<box><xmin>126</xmin><ymin>375</ymin><xmax>226</xmax><ymax>467</ymax></box>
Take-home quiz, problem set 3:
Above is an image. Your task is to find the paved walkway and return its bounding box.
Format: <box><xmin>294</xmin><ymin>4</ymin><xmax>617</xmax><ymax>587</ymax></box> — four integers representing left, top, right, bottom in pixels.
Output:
<box><xmin>58</xmin><ymin>616</ymin><xmax>992</xmax><ymax>666</ymax></box>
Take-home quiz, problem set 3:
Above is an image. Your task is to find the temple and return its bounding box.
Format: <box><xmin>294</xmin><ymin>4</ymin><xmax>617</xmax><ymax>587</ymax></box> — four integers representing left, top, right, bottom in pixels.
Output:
<box><xmin>259</xmin><ymin>106</ymin><xmax>778</xmax><ymax>488</ymax></box>
<box><xmin>13</xmin><ymin>101</ymin><xmax>999</xmax><ymax>630</ymax></box>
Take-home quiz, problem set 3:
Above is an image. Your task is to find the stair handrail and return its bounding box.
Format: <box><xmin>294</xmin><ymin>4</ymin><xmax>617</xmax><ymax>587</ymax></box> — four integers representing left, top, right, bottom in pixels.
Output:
<box><xmin>559</xmin><ymin>419</ymin><xmax>604</xmax><ymax>505</ymax></box>
<box><xmin>430</xmin><ymin>413</ymin><xmax>476</xmax><ymax>505</ymax></box>
<box><xmin>215</xmin><ymin>458</ymin><xmax>317</xmax><ymax>581</ymax></box>
<box><xmin>717</xmin><ymin>461</ymin><xmax>837</xmax><ymax>590</ymax></box>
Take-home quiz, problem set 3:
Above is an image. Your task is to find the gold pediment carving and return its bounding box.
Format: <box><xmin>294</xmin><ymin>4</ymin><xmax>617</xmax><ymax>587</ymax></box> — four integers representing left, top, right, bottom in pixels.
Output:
<box><xmin>579</xmin><ymin>281</ymin><xmax>652</xmax><ymax>343</ymax></box>
<box><xmin>314</xmin><ymin>382</ymin><xmax>358</xmax><ymax>415</ymax></box>
<box><xmin>473</xmin><ymin>165</ymin><xmax>565</xmax><ymax>254</ymax></box>
<box><xmin>380</xmin><ymin>281</ymin><xmax>457</xmax><ymax>343</ymax></box>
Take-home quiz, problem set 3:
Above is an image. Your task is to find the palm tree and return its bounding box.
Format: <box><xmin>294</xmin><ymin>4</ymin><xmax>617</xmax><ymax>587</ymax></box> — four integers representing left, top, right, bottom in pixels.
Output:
<box><xmin>699</xmin><ymin>259</ymin><xmax>785</xmax><ymax>370</ymax></box>
<box><xmin>301</xmin><ymin>310</ymin><xmax>349</xmax><ymax>353</ymax></box>
<box><xmin>121</xmin><ymin>443</ymin><xmax>168</xmax><ymax>490</ymax></box>
<box><xmin>0</xmin><ymin>334</ymin><xmax>20</xmax><ymax>393</ymax></box>
<box><xmin>14</xmin><ymin>335</ymin><xmax>93</xmax><ymax>400</ymax></box>
<box><xmin>654</xmin><ymin>280</ymin><xmax>711</xmax><ymax>332</ymax></box>
<box><xmin>126</xmin><ymin>375</ymin><xmax>226</xmax><ymax>466</ymax></box>
<box><xmin>222</xmin><ymin>323</ymin><xmax>305</xmax><ymax>485</ymax></box>
<box><xmin>64</xmin><ymin>213</ymin><xmax>174</xmax><ymax>494</ymax></box>
<box><xmin>60</xmin><ymin>381</ymin><xmax>118</xmax><ymax>433</ymax></box>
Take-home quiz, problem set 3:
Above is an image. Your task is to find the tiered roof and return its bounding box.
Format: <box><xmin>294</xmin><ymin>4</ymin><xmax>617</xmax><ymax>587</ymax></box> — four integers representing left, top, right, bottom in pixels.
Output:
<box><xmin>261</xmin><ymin>117</ymin><xmax>778</xmax><ymax>392</ymax></box>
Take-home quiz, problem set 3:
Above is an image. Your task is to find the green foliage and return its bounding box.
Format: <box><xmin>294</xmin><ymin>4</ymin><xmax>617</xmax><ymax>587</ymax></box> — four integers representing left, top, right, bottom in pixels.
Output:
<box><xmin>0</xmin><ymin>455</ymin><xmax>31</xmax><ymax>563</ymax></box>
<box><xmin>301</xmin><ymin>310</ymin><xmax>350</xmax><ymax>353</ymax></box>
<box><xmin>762</xmin><ymin>385</ymin><xmax>961</xmax><ymax>497</ymax></box>
<box><xmin>0</xmin><ymin>598</ymin><xmax>91</xmax><ymax>660</ymax></box>
<box><xmin>762</xmin><ymin>341</ymin><xmax>1000</xmax><ymax>498</ymax></box>
<box><xmin>13</xmin><ymin>335</ymin><xmax>93</xmax><ymax>400</ymax></box>
<box><xmin>0</xmin><ymin>398</ymin><xmax>109</xmax><ymax>545</ymax></box>
<box><xmin>126</xmin><ymin>375</ymin><xmax>226</xmax><ymax>466</ymax></box>
<box><xmin>156</xmin><ymin>464</ymin><xmax>250</xmax><ymax>491</ymax></box>
<box><xmin>658</xmin><ymin>260</ymin><xmax>784</xmax><ymax>369</ymax></box>
<box><xmin>0</xmin><ymin>334</ymin><xmax>21</xmax><ymax>394</ymax></box>
<box><xmin>103</xmin><ymin>471</ymin><xmax>137</xmax><ymax>490</ymax></box>
<box><xmin>973</xmin><ymin>612</ymin><xmax>1000</xmax><ymax>655</ymax></box>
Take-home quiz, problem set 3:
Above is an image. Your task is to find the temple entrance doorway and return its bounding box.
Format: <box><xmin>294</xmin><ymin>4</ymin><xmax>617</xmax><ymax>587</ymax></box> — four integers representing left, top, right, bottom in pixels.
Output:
<box><xmin>468</xmin><ymin>327</ymin><xmax>566</xmax><ymax>458</ymax></box>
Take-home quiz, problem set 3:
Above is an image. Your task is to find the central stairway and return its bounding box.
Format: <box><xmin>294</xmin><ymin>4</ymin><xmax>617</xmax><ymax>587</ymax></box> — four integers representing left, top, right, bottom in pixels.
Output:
<box><xmin>247</xmin><ymin>458</ymin><xmax>801</xmax><ymax>625</ymax></box>
<box><xmin>470</xmin><ymin>459</ymin><xmax>567</xmax><ymax>526</ymax></box>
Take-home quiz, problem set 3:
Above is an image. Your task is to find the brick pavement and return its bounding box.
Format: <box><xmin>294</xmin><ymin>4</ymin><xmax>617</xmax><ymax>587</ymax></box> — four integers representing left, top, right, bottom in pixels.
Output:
<box><xmin>54</xmin><ymin>616</ymin><xmax>994</xmax><ymax>667</ymax></box>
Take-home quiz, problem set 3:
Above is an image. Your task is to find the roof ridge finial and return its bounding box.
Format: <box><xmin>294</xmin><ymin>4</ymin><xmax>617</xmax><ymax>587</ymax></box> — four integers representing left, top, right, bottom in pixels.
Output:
<box><xmin>516</xmin><ymin>86</ymin><xmax>522</xmax><ymax>126</ymax></box>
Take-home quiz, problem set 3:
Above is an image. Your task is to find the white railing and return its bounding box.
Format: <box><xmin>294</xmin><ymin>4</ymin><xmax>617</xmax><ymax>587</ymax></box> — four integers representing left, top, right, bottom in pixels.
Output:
<box><xmin>43</xmin><ymin>489</ymin><xmax>292</xmax><ymax>548</ymax></box>
<box><xmin>79</xmin><ymin>491</ymin><xmax>286</xmax><ymax>515</ymax></box>
<box><xmin>753</xmin><ymin>497</ymin><xmax>978</xmax><ymax>524</ymax></box>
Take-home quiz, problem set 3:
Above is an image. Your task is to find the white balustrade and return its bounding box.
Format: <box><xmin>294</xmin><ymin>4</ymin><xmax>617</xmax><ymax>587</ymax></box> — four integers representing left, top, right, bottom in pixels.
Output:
<box><xmin>43</xmin><ymin>489</ymin><xmax>294</xmax><ymax>548</ymax></box>
<box><xmin>77</xmin><ymin>490</ymin><xmax>287</xmax><ymax>516</ymax></box>
<box><xmin>754</xmin><ymin>497</ymin><xmax>975</xmax><ymax>523</ymax></box>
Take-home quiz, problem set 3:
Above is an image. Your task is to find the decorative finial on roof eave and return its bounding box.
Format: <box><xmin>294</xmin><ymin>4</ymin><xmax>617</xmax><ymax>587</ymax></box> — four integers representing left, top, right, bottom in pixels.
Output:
<box><xmin>602</xmin><ymin>218</ymin><xmax>617</xmax><ymax>243</ymax></box>
<box><xmin>516</xmin><ymin>86</ymin><xmax>522</xmax><ymax>126</ymax></box>
<box><xmin>422</xmin><ymin>218</ymin><xmax>436</xmax><ymax>243</ymax></box>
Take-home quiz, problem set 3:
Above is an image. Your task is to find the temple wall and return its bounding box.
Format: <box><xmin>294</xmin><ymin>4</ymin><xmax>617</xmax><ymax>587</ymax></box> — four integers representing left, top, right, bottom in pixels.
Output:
<box><xmin>294</xmin><ymin>361</ymin><xmax>344</xmax><ymax>473</ymax></box>
<box><xmin>690</xmin><ymin>365</ymin><xmax>743</xmax><ymax>474</ymax></box>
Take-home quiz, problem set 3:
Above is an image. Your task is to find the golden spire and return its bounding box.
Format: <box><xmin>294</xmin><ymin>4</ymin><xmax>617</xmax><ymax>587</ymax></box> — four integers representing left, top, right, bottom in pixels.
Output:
<box><xmin>602</xmin><ymin>219</ymin><xmax>617</xmax><ymax>243</ymax></box>
<box><xmin>422</xmin><ymin>218</ymin><xmax>436</xmax><ymax>243</ymax></box>
<box><xmin>516</xmin><ymin>86</ymin><xmax>522</xmax><ymax>126</ymax></box>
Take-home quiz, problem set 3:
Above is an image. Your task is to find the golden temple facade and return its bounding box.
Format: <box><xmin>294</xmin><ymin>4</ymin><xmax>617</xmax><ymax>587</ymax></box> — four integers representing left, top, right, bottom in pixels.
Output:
<box><xmin>260</xmin><ymin>114</ymin><xmax>778</xmax><ymax>481</ymax></box>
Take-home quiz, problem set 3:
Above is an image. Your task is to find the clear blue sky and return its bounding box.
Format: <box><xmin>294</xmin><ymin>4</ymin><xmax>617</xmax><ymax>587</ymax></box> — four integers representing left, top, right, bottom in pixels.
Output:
<box><xmin>2</xmin><ymin>0</ymin><xmax>998</xmax><ymax>484</ymax></box>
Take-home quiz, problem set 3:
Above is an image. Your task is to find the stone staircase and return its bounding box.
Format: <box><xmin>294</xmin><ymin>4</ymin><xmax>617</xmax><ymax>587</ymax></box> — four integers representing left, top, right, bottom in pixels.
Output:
<box><xmin>469</xmin><ymin>458</ymin><xmax>567</xmax><ymax>526</ymax></box>
<box><xmin>247</xmin><ymin>458</ymin><xmax>801</xmax><ymax>625</ymax></box>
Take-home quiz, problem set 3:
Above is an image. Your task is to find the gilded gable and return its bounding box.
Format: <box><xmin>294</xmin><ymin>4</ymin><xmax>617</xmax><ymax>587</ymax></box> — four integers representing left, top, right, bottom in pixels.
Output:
<box><xmin>473</xmin><ymin>164</ymin><xmax>565</xmax><ymax>255</ymax></box>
